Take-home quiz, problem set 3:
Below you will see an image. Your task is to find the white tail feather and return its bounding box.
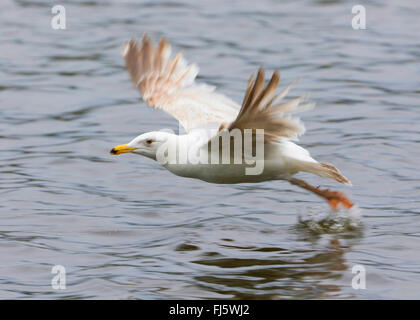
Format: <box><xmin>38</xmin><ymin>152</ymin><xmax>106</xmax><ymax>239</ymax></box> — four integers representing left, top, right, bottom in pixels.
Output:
<box><xmin>297</xmin><ymin>161</ymin><xmax>351</xmax><ymax>185</ymax></box>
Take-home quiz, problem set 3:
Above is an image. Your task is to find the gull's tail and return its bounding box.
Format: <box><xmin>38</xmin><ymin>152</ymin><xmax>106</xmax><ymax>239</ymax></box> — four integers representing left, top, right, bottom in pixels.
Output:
<box><xmin>298</xmin><ymin>162</ymin><xmax>351</xmax><ymax>185</ymax></box>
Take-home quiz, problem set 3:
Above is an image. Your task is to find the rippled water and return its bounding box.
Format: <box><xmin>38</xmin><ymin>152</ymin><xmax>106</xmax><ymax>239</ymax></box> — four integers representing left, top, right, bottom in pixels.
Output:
<box><xmin>1</xmin><ymin>0</ymin><xmax>420</xmax><ymax>299</ymax></box>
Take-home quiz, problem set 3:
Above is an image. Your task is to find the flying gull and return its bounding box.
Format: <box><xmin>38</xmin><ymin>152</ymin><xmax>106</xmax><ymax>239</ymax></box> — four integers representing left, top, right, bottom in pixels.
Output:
<box><xmin>110</xmin><ymin>35</ymin><xmax>353</xmax><ymax>210</ymax></box>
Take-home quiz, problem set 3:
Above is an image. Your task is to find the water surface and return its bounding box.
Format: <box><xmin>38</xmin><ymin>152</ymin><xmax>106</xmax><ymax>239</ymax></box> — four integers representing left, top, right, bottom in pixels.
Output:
<box><xmin>1</xmin><ymin>0</ymin><xmax>420</xmax><ymax>299</ymax></box>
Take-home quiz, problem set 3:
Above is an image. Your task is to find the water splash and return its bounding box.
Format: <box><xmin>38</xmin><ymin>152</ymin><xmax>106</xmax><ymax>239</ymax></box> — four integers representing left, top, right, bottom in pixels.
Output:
<box><xmin>297</xmin><ymin>205</ymin><xmax>362</xmax><ymax>234</ymax></box>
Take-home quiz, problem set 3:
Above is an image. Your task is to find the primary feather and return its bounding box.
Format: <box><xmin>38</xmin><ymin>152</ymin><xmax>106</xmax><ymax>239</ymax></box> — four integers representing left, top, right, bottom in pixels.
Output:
<box><xmin>123</xmin><ymin>35</ymin><xmax>239</xmax><ymax>132</ymax></box>
<box><xmin>223</xmin><ymin>69</ymin><xmax>315</xmax><ymax>143</ymax></box>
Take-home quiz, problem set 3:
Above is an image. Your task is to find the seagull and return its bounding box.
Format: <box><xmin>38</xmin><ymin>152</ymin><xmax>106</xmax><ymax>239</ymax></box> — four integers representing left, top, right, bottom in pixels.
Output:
<box><xmin>110</xmin><ymin>35</ymin><xmax>353</xmax><ymax>210</ymax></box>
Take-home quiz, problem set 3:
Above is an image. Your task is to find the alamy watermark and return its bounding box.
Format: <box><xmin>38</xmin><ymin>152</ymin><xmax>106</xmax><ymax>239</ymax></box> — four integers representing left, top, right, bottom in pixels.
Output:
<box><xmin>351</xmin><ymin>264</ymin><xmax>366</xmax><ymax>290</ymax></box>
<box><xmin>144</xmin><ymin>128</ymin><xmax>265</xmax><ymax>176</ymax></box>
<box><xmin>352</xmin><ymin>5</ymin><xmax>366</xmax><ymax>30</ymax></box>
<box><xmin>51</xmin><ymin>5</ymin><xmax>66</xmax><ymax>30</ymax></box>
<box><xmin>51</xmin><ymin>265</ymin><xmax>66</xmax><ymax>290</ymax></box>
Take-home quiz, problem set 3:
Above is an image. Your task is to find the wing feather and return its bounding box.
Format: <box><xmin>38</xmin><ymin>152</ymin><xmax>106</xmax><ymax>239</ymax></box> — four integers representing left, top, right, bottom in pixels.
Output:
<box><xmin>220</xmin><ymin>68</ymin><xmax>315</xmax><ymax>143</ymax></box>
<box><xmin>123</xmin><ymin>35</ymin><xmax>240</xmax><ymax>132</ymax></box>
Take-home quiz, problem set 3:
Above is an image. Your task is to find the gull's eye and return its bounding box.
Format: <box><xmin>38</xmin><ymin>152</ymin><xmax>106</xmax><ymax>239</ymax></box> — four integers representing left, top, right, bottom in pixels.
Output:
<box><xmin>145</xmin><ymin>139</ymin><xmax>153</xmax><ymax>145</ymax></box>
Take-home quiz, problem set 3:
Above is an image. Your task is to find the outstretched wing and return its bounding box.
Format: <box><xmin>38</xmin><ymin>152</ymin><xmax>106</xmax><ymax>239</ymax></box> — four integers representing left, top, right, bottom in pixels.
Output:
<box><xmin>123</xmin><ymin>35</ymin><xmax>240</xmax><ymax>132</ymax></box>
<box><xmin>216</xmin><ymin>68</ymin><xmax>315</xmax><ymax>143</ymax></box>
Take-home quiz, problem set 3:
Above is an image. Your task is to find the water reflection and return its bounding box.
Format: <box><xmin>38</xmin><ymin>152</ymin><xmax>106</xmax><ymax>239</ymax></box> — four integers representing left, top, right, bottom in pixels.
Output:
<box><xmin>192</xmin><ymin>235</ymin><xmax>356</xmax><ymax>299</ymax></box>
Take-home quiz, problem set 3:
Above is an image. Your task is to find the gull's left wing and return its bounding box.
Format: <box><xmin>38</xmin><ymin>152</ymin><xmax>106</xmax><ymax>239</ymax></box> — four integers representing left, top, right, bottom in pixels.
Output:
<box><xmin>123</xmin><ymin>35</ymin><xmax>240</xmax><ymax>132</ymax></box>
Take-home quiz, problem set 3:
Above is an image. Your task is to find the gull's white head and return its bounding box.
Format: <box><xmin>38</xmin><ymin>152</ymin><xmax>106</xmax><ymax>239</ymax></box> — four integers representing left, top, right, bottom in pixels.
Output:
<box><xmin>110</xmin><ymin>131</ymin><xmax>174</xmax><ymax>160</ymax></box>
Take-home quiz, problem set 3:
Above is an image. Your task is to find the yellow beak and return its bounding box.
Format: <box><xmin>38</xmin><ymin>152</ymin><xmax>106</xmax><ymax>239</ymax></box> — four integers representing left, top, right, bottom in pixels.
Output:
<box><xmin>110</xmin><ymin>144</ymin><xmax>135</xmax><ymax>155</ymax></box>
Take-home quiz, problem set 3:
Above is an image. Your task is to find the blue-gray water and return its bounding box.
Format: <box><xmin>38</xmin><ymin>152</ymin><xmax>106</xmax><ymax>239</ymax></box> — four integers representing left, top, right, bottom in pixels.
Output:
<box><xmin>1</xmin><ymin>0</ymin><xmax>419</xmax><ymax>299</ymax></box>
